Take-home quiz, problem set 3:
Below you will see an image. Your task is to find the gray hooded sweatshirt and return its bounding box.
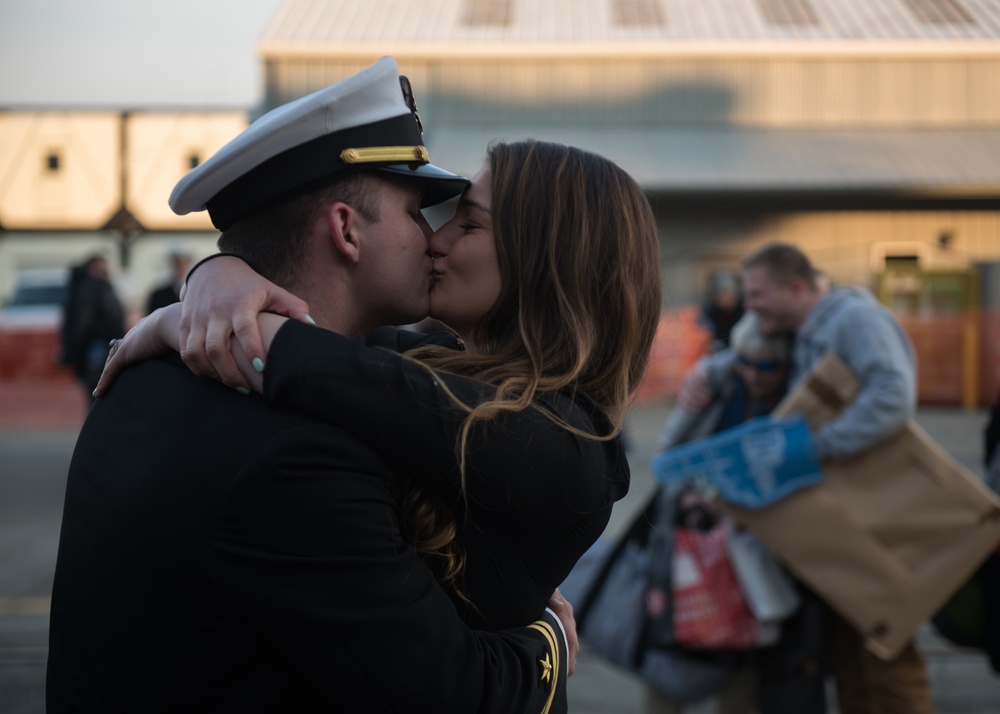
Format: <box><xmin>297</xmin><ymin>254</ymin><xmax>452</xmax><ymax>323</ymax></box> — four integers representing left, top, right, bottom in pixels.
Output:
<box><xmin>791</xmin><ymin>285</ymin><xmax>916</xmax><ymax>460</ymax></box>
<box><xmin>673</xmin><ymin>286</ymin><xmax>916</xmax><ymax>462</ymax></box>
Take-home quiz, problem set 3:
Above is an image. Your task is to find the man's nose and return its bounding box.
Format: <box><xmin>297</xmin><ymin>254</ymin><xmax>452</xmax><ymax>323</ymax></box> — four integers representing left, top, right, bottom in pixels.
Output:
<box><xmin>428</xmin><ymin>231</ymin><xmax>449</xmax><ymax>257</ymax></box>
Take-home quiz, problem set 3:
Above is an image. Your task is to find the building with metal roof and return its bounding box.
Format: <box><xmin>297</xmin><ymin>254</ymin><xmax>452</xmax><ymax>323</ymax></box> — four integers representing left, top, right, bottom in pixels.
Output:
<box><xmin>254</xmin><ymin>0</ymin><xmax>1000</xmax><ymax>228</ymax></box>
<box><xmin>258</xmin><ymin>0</ymin><xmax>1000</xmax><ymax>270</ymax></box>
<box><xmin>1</xmin><ymin>0</ymin><xmax>998</xmax><ymax>401</ymax></box>
<box><xmin>256</xmin><ymin>0</ymin><xmax>1000</xmax><ymax>403</ymax></box>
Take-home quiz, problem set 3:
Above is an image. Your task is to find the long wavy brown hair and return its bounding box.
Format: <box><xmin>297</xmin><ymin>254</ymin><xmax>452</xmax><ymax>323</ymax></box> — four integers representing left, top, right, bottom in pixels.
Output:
<box><xmin>401</xmin><ymin>140</ymin><xmax>663</xmax><ymax>595</ymax></box>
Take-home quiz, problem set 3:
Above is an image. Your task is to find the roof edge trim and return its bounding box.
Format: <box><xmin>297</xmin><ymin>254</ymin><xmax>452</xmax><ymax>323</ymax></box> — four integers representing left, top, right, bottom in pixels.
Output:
<box><xmin>257</xmin><ymin>39</ymin><xmax>1000</xmax><ymax>61</ymax></box>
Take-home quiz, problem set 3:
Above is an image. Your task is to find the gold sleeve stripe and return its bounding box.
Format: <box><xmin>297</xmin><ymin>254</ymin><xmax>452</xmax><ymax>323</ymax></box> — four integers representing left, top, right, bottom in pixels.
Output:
<box><xmin>527</xmin><ymin>619</ymin><xmax>560</xmax><ymax>714</ymax></box>
<box><xmin>340</xmin><ymin>146</ymin><xmax>429</xmax><ymax>164</ymax></box>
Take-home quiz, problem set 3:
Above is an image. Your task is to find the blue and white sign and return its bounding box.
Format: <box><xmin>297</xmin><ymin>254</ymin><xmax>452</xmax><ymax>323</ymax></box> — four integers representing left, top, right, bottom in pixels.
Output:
<box><xmin>650</xmin><ymin>416</ymin><xmax>823</xmax><ymax>509</ymax></box>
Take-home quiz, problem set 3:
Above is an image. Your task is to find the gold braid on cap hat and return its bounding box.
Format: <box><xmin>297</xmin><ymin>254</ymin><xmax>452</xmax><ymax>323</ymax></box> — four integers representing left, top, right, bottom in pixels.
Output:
<box><xmin>340</xmin><ymin>146</ymin><xmax>429</xmax><ymax>164</ymax></box>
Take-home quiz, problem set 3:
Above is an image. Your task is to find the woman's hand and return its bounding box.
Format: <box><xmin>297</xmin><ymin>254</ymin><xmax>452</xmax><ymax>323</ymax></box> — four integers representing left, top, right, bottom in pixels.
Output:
<box><xmin>548</xmin><ymin>588</ymin><xmax>579</xmax><ymax>677</ymax></box>
<box><xmin>179</xmin><ymin>255</ymin><xmax>312</xmax><ymax>390</ymax></box>
<box><xmin>93</xmin><ymin>304</ymin><xmax>183</xmax><ymax>397</ymax></box>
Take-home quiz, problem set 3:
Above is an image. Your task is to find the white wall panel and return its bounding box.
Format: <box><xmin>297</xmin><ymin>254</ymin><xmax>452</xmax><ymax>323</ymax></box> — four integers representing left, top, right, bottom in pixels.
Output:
<box><xmin>125</xmin><ymin>113</ymin><xmax>248</xmax><ymax>230</ymax></box>
<box><xmin>0</xmin><ymin>113</ymin><xmax>121</xmax><ymax>230</ymax></box>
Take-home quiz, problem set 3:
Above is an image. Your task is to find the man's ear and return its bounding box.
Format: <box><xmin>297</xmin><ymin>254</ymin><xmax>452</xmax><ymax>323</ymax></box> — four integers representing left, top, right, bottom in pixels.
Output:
<box><xmin>326</xmin><ymin>202</ymin><xmax>361</xmax><ymax>264</ymax></box>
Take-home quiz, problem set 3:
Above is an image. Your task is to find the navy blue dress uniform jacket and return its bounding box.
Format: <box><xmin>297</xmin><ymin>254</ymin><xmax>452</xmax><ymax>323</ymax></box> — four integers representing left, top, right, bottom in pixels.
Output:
<box><xmin>46</xmin><ymin>352</ymin><xmax>568</xmax><ymax>713</ymax></box>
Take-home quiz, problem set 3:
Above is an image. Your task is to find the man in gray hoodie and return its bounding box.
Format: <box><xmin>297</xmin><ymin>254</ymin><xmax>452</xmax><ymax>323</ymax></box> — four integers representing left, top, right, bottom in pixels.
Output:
<box><xmin>741</xmin><ymin>243</ymin><xmax>917</xmax><ymax>462</ymax></box>
<box><xmin>679</xmin><ymin>242</ymin><xmax>929</xmax><ymax>713</ymax></box>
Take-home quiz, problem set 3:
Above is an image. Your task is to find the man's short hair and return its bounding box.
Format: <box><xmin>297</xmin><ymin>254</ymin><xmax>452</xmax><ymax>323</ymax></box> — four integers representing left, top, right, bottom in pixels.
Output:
<box><xmin>742</xmin><ymin>242</ymin><xmax>818</xmax><ymax>291</ymax></box>
<box><xmin>217</xmin><ymin>173</ymin><xmax>380</xmax><ymax>288</ymax></box>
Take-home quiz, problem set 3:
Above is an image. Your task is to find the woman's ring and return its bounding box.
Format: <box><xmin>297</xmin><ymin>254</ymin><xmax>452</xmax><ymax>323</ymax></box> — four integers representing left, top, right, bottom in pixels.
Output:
<box><xmin>108</xmin><ymin>338</ymin><xmax>123</xmax><ymax>357</ymax></box>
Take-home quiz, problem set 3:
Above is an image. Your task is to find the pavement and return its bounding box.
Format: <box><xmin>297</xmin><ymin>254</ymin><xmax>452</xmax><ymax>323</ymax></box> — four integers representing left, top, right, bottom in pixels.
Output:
<box><xmin>1</xmin><ymin>376</ymin><xmax>999</xmax><ymax>712</ymax></box>
<box><xmin>0</xmin><ymin>373</ymin><xmax>88</xmax><ymax>430</ymax></box>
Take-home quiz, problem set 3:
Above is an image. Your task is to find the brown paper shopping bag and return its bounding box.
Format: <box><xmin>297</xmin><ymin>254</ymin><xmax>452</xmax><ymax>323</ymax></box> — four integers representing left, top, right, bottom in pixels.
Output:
<box><xmin>725</xmin><ymin>353</ymin><xmax>1000</xmax><ymax>660</ymax></box>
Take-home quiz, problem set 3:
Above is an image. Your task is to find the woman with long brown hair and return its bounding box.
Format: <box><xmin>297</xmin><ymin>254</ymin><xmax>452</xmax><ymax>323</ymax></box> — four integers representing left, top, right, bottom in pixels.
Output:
<box><xmin>100</xmin><ymin>139</ymin><xmax>662</xmax><ymax>631</ymax></box>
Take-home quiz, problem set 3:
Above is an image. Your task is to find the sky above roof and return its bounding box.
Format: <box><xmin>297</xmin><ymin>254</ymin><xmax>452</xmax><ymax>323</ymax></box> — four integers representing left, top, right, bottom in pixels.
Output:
<box><xmin>3</xmin><ymin>0</ymin><xmax>999</xmax><ymax>109</ymax></box>
<box><xmin>0</xmin><ymin>0</ymin><xmax>281</xmax><ymax>108</ymax></box>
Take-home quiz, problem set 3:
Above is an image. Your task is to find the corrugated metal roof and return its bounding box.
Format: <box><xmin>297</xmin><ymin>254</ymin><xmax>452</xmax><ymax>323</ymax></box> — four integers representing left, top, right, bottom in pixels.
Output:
<box><xmin>421</xmin><ymin>125</ymin><xmax>1000</xmax><ymax>192</ymax></box>
<box><xmin>259</xmin><ymin>0</ymin><xmax>1000</xmax><ymax>55</ymax></box>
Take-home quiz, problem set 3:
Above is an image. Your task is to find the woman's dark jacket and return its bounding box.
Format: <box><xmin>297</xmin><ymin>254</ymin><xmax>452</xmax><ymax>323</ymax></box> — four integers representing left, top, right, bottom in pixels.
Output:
<box><xmin>264</xmin><ymin>320</ymin><xmax>631</xmax><ymax>629</ymax></box>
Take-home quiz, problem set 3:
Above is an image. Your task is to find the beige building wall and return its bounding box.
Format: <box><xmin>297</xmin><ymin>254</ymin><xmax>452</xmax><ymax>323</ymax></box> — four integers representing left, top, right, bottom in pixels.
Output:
<box><xmin>264</xmin><ymin>54</ymin><xmax>1000</xmax><ymax>126</ymax></box>
<box><xmin>263</xmin><ymin>51</ymin><xmax>1000</xmax><ymax>307</ymax></box>
<box><xmin>0</xmin><ymin>112</ymin><xmax>246</xmax><ymax>308</ymax></box>
<box><xmin>657</xmin><ymin>208</ymin><xmax>1000</xmax><ymax>306</ymax></box>
<box><xmin>0</xmin><ymin>112</ymin><xmax>121</xmax><ymax>230</ymax></box>
<box><xmin>126</xmin><ymin>113</ymin><xmax>248</xmax><ymax>231</ymax></box>
<box><xmin>0</xmin><ymin>111</ymin><xmax>247</xmax><ymax>233</ymax></box>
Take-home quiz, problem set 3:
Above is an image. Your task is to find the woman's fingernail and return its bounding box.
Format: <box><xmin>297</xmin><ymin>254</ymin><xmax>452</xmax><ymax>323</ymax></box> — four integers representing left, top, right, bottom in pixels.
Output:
<box><xmin>92</xmin><ymin>389</ymin><xmax>98</xmax><ymax>398</ymax></box>
<box><xmin>236</xmin><ymin>386</ymin><xmax>250</xmax><ymax>395</ymax></box>
<box><xmin>305</xmin><ymin>315</ymin><xmax>316</xmax><ymax>325</ymax></box>
<box><xmin>252</xmin><ymin>358</ymin><xmax>265</xmax><ymax>373</ymax></box>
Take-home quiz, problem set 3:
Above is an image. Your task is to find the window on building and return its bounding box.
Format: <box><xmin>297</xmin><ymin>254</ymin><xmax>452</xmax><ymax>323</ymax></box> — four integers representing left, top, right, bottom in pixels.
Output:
<box><xmin>755</xmin><ymin>0</ymin><xmax>819</xmax><ymax>27</ymax></box>
<box><xmin>901</xmin><ymin>0</ymin><xmax>975</xmax><ymax>25</ymax></box>
<box><xmin>188</xmin><ymin>153</ymin><xmax>201</xmax><ymax>170</ymax></box>
<box><xmin>462</xmin><ymin>0</ymin><xmax>513</xmax><ymax>26</ymax></box>
<box><xmin>612</xmin><ymin>0</ymin><xmax>666</xmax><ymax>26</ymax></box>
<box><xmin>45</xmin><ymin>151</ymin><xmax>61</xmax><ymax>173</ymax></box>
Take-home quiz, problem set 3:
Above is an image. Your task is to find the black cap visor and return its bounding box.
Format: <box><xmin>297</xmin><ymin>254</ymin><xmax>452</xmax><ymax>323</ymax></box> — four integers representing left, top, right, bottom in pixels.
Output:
<box><xmin>206</xmin><ymin>113</ymin><xmax>469</xmax><ymax>230</ymax></box>
<box><xmin>377</xmin><ymin>163</ymin><xmax>470</xmax><ymax>207</ymax></box>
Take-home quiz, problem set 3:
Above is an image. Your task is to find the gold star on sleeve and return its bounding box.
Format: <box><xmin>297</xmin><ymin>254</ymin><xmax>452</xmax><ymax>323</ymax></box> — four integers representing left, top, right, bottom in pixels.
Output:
<box><xmin>539</xmin><ymin>652</ymin><xmax>553</xmax><ymax>683</ymax></box>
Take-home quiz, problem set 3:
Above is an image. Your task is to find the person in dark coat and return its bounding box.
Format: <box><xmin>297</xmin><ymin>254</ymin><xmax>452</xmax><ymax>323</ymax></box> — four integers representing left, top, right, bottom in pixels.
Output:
<box><xmin>699</xmin><ymin>270</ymin><xmax>744</xmax><ymax>352</ymax></box>
<box><xmin>59</xmin><ymin>254</ymin><xmax>125</xmax><ymax>401</ymax></box>
<box><xmin>145</xmin><ymin>245</ymin><xmax>194</xmax><ymax>314</ymax></box>
<box><xmin>47</xmin><ymin>58</ymin><xmax>570</xmax><ymax>714</ymax></box>
<box><xmin>651</xmin><ymin>313</ymin><xmax>827</xmax><ymax>714</ymax></box>
<box><xmin>58</xmin><ymin>261</ymin><xmax>89</xmax><ymax>369</ymax></box>
<box><xmin>976</xmin><ymin>395</ymin><xmax>1000</xmax><ymax>673</ymax></box>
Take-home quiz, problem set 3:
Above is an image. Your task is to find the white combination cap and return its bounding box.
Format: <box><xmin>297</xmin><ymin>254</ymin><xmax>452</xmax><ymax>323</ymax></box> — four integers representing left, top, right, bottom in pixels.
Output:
<box><xmin>169</xmin><ymin>56</ymin><xmax>469</xmax><ymax>231</ymax></box>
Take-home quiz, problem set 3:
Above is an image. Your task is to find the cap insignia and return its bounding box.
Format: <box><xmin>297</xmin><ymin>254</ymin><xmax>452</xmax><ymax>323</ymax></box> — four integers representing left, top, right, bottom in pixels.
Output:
<box><xmin>399</xmin><ymin>76</ymin><xmax>424</xmax><ymax>135</ymax></box>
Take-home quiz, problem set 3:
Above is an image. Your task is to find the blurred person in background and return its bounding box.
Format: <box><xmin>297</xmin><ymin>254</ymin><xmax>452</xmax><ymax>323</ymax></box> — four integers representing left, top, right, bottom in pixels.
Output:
<box><xmin>146</xmin><ymin>243</ymin><xmax>195</xmax><ymax>314</ymax></box>
<box><xmin>658</xmin><ymin>312</ymin><xmax>790</xmax><ymax>452</ymax></box>
<box><xmin>975</xmin><ymin>396</ymin><xmax>1000</xmax><ymax>672</ymax></box>
<box><xmin>699</xmin><ymin>270</ymin><xmax>744</xmax><ymax>352</ymax></box>
<box><xmin>59</xmin><ymin>253</ymin><xmax>125</xmax><ymax>402</ymax></box>
<box><xmin>650</xmin><ymin>313</ymin><xmax>828</xmax><ymax>714</ymax></box>
<box><xmin>679</xmin><ymin>242</ymin><xmax>928</xmax><ymax>714</ymax></box>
